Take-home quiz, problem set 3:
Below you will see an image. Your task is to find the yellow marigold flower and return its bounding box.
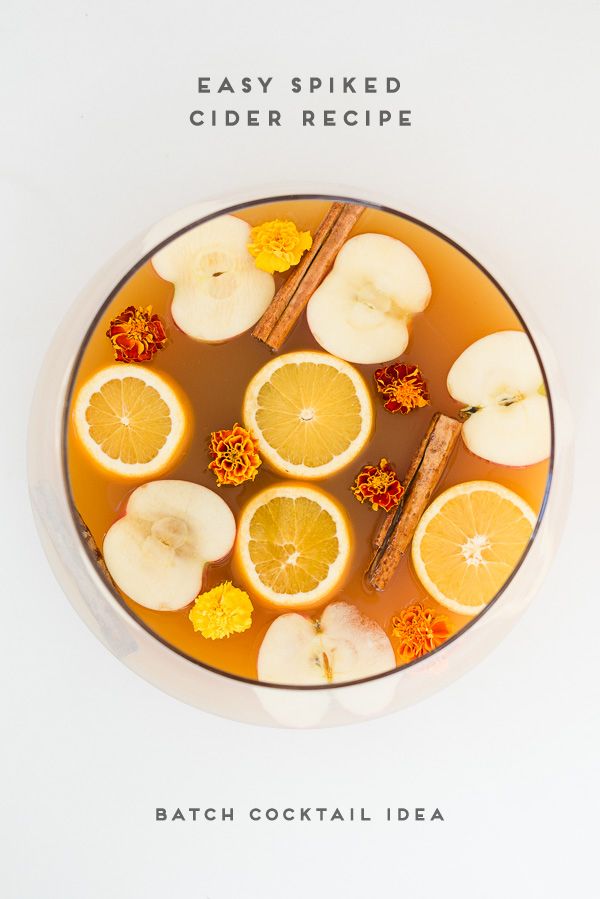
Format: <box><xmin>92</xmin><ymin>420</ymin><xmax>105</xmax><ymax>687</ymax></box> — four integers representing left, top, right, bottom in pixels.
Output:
<box><xmin>248</xmin><ymin>219</ymin><xmax>313</xmax><ymax>274</ymax></box>
<box><xmin>189</xmin><ymin>582</ymin><xmax>253</xmax><ymax>640</ymax></box>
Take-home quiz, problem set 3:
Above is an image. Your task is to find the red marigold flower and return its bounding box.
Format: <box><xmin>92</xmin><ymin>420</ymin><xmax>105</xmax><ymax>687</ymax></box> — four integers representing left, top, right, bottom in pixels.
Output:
<box><xmin>351</xmin><ymin>458</ymin><xmax>404</xmax><ymax>512</ymax></box>
<box><xmin>106</xmin><ymin>305</ymin><xmax>168</xmax><ymax>363</ymax></box>
<box><xmin>374</xmin><ymin>363</ymin><xmax>430</xmax><ymax>414</ymax></box>
<box><xmin>391</xmin><ymin>602</ymin><xmax>451</xmax><ymax>662</ymax></box>
<box><xmin>208</xmin><ymin>424</ymin><xmax>262</xmax><ymax>487</ymax></box>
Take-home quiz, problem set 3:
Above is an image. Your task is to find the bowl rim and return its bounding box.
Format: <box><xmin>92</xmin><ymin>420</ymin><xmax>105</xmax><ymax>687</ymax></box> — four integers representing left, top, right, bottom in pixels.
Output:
<box><xmin>61</xmin><ymin>192</ymin><xmax>555</xmax><ymax>692</ymax></box>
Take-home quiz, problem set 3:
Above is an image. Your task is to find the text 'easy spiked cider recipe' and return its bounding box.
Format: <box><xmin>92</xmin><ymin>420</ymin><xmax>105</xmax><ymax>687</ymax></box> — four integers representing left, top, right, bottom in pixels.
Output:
<box><xmin>67</xmin><ymin>199</ymin><xmax>552</xmax><ymax>687</ymax></box>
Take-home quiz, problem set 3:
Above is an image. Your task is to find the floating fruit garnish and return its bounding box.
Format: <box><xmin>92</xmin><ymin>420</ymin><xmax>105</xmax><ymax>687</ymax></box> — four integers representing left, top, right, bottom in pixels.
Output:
<box><xmin>189</xmin><ymin>581</ymin><xmax>253</xmax><ymax>639</ymax></box>
<box><xmin>306</xmin><ymin>233</ymin><xmax>431</xmax><ymax>364</ymax></box>
<box><xmin>106</xmin><ymin>305</ymin><xmax>168</xmax><ymax>363</ymax></box>
<box><xmin>447</xmin><ymin>330</ymin><xmax>551</xmax><ymax>466</ymax></box>
<box><xmin>208</xmin><ymin>423</ymin><xmax>261</xmax><ymax>487</ymax></box>
<box><xmin>236</xmin><ymin>484</ymin><xmax>351</xmax><ymax>609</ymax></box>
<box><xmin>411</xmin><ymin>480</ymin><xmax>536</xmax><ymax>616</ymax></box>
<box><xmin>374</xmin><ymin>362</ymin><xmax>430</xmax><ymax>414</ymax></box>
<box><xmin>73</xmin><ymin>365</ymin><xmax>187</xmax><ymax>477</ymax></box>
<box><xmin>258</xmin><ymin>602</ymin><xmax>395</xmax><ymax>685</ymax></box>
<box><xmin>151</xmin><ymin>214</ymin><xmax>275</xmax><ymax>342</ymax></box>
<box><xmin>391</xmin><ymin>602</ymin><xmax>451</xmax><ymax>662</ymax></box>
<box><xmin>243</xmin><ymin>351</ymin><xmax>372</xmax><ymax>479</ymax></box>
<box><xmin>103</xmin><ymin>480</ymin><xmax>236</xmax><ymax>611</ymax></box>
<box><xmin>351</xmin><ymin>458</ymin><xmax>404</xmax><ymax>512</ymax></box>
<box><xmin>248</xmin><ymin>219</ymin><xmax>312</xmax><ymax>274</ymax></box>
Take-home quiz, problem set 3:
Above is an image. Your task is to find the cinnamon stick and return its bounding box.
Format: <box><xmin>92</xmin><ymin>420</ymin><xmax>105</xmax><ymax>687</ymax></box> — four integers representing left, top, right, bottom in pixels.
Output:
<box><xmin>373</xmin><ymin>414</ymin><xmax>442</xmax><ymax>550</ymax></box>
<box><xmin>367</xmin><ymin>413</ymin><xmax>462</xmax><ymax>591</ymax></box>
<box><xmin>252</xmin><ymin>202</ymin><xmax>344</xmax><ymax>343</ymax></box>
<box><xmin>252</xmin><ymin>201</ymin><xmax>365</xmax><ymax>350</ymax></box>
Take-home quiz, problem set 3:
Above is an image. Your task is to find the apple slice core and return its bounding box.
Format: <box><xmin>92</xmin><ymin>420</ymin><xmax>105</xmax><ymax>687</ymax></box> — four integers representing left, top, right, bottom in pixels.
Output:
<box><xmin>103</xmin><ymin>480</ymin><xmax>236</xmax><ymax>611</ymax></box>
<box><xmin>307</xmin><ymin>233</ymin><xmax>431</xmax><ymax>364</ymax></box>
<box><xmin>447</xmin><ymin>330</ymin><xmax>551</xmax><ymax>467</ymax></box>
<box><xmin>257</xmin><ymin>602</ymin><xmax>395</xmax><ymax>686</ymax></box>
<box><xmin>151</xmin><ymin>214</ymin><xmax>275</xmax><ymax>342</ymax></box>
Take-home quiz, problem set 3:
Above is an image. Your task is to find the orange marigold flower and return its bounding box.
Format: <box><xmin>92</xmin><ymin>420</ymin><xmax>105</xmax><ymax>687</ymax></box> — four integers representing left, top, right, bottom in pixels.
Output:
<box><xmin>374</xmin><ymin>363</ymin><xmax>430</xmax><ymax>414</ymax></box>
<box><xmin>351</xmin><ymin>458</ymin><xmax>404</xmax><ymax>512</ymax></box>
<box><xmin>106</xmin><ymin>305</ymin><xmax>167</xmax><ymax>363</ymax></box>
<box><xmin>208</xmin><ymin>423</ymin><xmax>262</xmax><ymax>487</ymax></box>
<box><xmin>391</xmin><ymin>602</ymin><xmax>451</xmax><ymax>662</ymax></box>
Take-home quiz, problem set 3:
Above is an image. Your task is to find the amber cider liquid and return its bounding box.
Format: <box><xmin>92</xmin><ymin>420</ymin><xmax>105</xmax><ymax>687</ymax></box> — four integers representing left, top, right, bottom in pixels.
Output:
<box><xmin>66</xmin><ymin>199</ymin><xmax>551</xmax><ymax>680</ymax></box>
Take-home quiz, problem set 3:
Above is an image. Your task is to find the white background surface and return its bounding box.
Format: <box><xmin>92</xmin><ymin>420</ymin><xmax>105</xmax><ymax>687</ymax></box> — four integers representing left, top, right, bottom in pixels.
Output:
<box><xmin>2</xmin><ymin>1</ymin><xmax>599</xmax><ymax>896</ymax></box>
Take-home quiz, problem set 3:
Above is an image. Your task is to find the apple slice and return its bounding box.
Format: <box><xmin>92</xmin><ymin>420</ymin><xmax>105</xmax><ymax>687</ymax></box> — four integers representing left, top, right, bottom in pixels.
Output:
<box><xmin>151</xmin><ymin>214</ymin><xmax>275</xmax><ymax>342</ymax></box>
<box><xmin>306</xmin><ymin>233</ymin><xmax>431</xmax><ymax>364</ymax></box>
<box><xmin>257</xmin><ymin>601</ymin><xmax>395</xmax><ymax>686</ymax></box>
<box><xmin>447</xmin><ymin>330</ymin><xmax>551</xmax><ymax>466</ymax></box>
<box><xmin>103</xmin><ymin>480</ymin><xmax>236</xmax><ymax>611</ymax></box>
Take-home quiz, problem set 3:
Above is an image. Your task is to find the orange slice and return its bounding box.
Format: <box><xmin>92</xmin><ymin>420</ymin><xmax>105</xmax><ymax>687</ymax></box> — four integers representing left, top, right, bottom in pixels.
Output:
<box><xmin>236</xmin><ymin>484</ymin><xmax>351</xmax><ymax>608</ymax></box>
<box><xmin>73</xmin><ymin>365</ymin><xmax>187</xmax><ymax>477</ymax></box>
<box><xmin>242</xmin><ymin>351</ymin><xmax>372</xmax><ymax>479</ymax></box>
<box><xmin>411</xmin><ymin>480</ymin><xmax>537</xmax><ymax>615</ymax></box>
